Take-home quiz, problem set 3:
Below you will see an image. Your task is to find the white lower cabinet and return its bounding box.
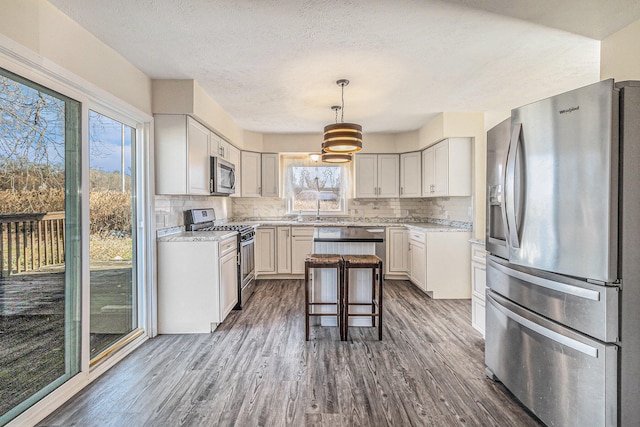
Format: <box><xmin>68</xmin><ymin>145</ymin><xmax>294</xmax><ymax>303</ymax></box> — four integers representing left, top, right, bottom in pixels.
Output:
<box><xmin>408</xmin><ymin>230</ymin><xmax>427</xmax><ymax>291</ymax></box>
<box><xmin>387</xmin><ymin>227</ymin><xmax>409</xmax><ymax>274</ymax></box>
<box><xmin>255</xmin><ymin>227</ymin><xmax>276</xmax><ymax>274</ymax></box>
<box><xmin>406</xmin><ymin>228</ymin><xmax>471</xmax><ymax>299</ymax></box>
<box><xmin>291</xmin><ymin>227</ymin><xmax>314</xmax><ymax>274</ymax></box>
<box><xmin>157</xmin><ymin>236</ymin><xmax>238</xmax><ymax>334</ymax></box>
<box><xmin>219</xmin><ymin>236</ymin><xmax>239</xmax><ymax>320</ymax></box>
<box><xmin>257</xmin><ymin>226</ymin><xmax>313</xmax><ymax>276</ymax></box>
<box><xmin>277</xmin><ymin>226</ymin><xmax>292</xmax><ymax>273</ymax></box>
<box><xmin>470</xmin><ymin>241</ymin><xmax>487</xmax><ymax>337</ymax></box>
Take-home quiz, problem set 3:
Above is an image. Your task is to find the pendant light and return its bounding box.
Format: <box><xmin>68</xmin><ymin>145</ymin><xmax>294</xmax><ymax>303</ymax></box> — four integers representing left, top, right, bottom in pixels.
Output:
<box><xmin>321</xmin><ymin>150</ymin><xmax>352</xmax><ymax>163</ymax></box>
<box><xmin>322</xmin><ymin>79</ymin><xmax>362</xmax><ymax>154</ymax></box>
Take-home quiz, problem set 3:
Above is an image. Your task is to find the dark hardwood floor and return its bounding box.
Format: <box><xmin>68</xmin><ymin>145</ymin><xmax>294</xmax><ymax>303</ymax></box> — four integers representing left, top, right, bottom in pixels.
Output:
<box><xmin>39</xmin><ymin>279</ymin><xmax>542</xmax><ymax>427</ymax></box>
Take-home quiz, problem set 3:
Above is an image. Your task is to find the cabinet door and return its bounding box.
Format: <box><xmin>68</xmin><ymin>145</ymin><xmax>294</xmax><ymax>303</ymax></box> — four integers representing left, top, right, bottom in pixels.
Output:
<box><xmin>410</xmin><ymin>241</ymin><xmax>427</xmax><ymax>291</ymax></box>
<box><xmin>227</xmin><ymin>145</ymin><xmax>241</xmax><ymax>198</ymax></box>
<box><xmin>219</xmin><ymin>249</ymin><xmax>238</xmax><ymax>321</ymax></box>
<box><xmin>422</xmin><ymin>146</ymin><xmax>435</xmax><ymax>197</ymax></box>
<box><xmin>187</xmin><ymin>117</ymin><xmax>211</xmax><ymax>195</ymax></box>
<box><xmin>241</xmin><ymin>151</ymin><xmax>262</xmax><ymax>197</ymax></box>
<box><xmin>261</xmin><ymin>153</ymin><xmax>280</xmax><ymax>197</ymax></box>
<box><xmin>291</xmin><ymin>228</ymin><xmax>314</xmax><ymax>274</ymax></box>
<box><xmin>432</xmin><ymin>140</ymin><xmax>449</xmax><ymax>197</ymax></box>
<box><xmin>276</xmin><ymin>226</ymin><xmax>291</xmax><ymax>274</ymax></box>
<box><xmin>210</xmin><ymin>132</ymin><xmax>221</xmax><ymax>157</ymax></box>
<box><xmin>400</xmin><ymin>152</ymin><xmax>422</xmax><ymax>198</ymax></box>
<box><xmin>255</xmin><ymin>227</ymin><xmax>276</xmax><ymax>274</ymax></box>
<box><xmin>219</xmin><ymin>139</ymin><xmax>230</xmax><ymax>160</ymax></box>
<box><xmin>377</xmin><ymin>154</ymin><xmax>400</xmax><ymax>198</ymax></box>
<box><xmin>387</xmin><ymin>227</ymin><xmax>408</xmax><ymax>273</ymax></box>
<box><xmin>355</xmin><ymin>154</ymin><xmax>378</xmax><ymax>198</ymax></box>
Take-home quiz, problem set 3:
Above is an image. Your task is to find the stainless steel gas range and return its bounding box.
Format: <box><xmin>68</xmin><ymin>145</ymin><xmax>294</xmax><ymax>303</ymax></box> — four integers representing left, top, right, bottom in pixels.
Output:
<box><xmin>185</xmin><ymin>209</ymin><xmax>256</xmax><ymax>309</ymax></box>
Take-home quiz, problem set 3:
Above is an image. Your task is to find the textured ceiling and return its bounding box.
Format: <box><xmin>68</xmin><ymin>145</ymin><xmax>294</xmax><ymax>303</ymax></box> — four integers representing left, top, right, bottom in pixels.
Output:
<box><xmin>49</xmin><ymin>0</ymin><xmax>640</xmax><ymax>134</ymax></box>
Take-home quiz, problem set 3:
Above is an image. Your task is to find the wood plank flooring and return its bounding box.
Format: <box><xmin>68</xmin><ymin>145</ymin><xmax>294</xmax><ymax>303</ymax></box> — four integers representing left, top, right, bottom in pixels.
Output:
<box><xmin>39</xmin><ymin>279</ymin><xmax>542</xmax><ymax>427</ymax></box>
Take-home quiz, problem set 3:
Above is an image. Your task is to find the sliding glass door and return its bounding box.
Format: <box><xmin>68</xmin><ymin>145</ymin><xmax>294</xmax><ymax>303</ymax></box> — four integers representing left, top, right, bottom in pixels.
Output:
<box><xmin>88</xmin><ymin>110</ymin><xmax>138</xmax><ymax>361</ymax></box>
<box><xmin>0</xmin><ymin>68</ymin><xmax>81</xmax><ymax>425</ymax></box>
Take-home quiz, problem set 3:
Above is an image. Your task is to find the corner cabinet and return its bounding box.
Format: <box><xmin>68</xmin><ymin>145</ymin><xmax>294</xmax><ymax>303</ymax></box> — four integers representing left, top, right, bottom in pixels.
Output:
<box><xmin>400</xmin><ymin>151</ymin><xmax>422</xmax><ymax>198</ymax></box>
<box><xmin>155</xmin><ymin>115</ymin><xmax>211</xmax><ymax>195</ymax></box>
<box><xmin>354</xmin><ymin>154</ymin><xmax>399</xmax><ymax>198</ymax></box>
<box><xmin>422</xmin><ymin>138</ymin><xmax>471</xmax><ymax>197</ymax></box>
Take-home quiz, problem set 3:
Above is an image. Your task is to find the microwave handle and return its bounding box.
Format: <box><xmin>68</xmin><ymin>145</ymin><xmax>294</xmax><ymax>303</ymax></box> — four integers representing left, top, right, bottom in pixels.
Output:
<box><xmin>230</xmin><ymin>169</ymin><xmax>236</xmax><ymax>190</ymax></box>
<box><xmin>210</xmin><ymin>178</ymin><xmax>214</xmax><ymax>194</ymax></box>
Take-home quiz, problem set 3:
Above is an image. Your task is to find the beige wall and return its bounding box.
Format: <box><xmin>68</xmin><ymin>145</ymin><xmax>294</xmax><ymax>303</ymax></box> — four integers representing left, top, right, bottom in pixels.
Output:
<box><xmin>151</xmin><ymin>79</ymin><xmax>248</xmax><ymax>149</ymax></box>
<box><xmin>601</xmin><ymin>19</ymin><xmax>640</xmax><ymax>81</ymax></box>
<box><xmin>261</xmin><ymin>131</ymin><xmax>420</xmax><ymax>154</ymax></box>
<box><xmin>417</xmin><ymin>112</ymin><xmax>486</xmax><ymax>240</ymax></box>
<box><xmin>0</xmin><ymin>0</ymin><xmax>152</xmax><ymax>115</ymax></box>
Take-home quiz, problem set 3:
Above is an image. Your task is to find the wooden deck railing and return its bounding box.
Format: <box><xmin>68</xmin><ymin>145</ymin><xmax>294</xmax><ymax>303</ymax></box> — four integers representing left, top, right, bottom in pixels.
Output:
<box><xmin>0</xmin><ymin>212</ymin><xmax>65</xmax><ymax>278</ymax></box>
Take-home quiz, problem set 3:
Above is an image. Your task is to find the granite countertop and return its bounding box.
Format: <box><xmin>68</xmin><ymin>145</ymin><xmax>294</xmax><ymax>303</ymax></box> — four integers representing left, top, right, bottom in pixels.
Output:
<box><xmin>157</xmin><ymin>229</ymin><xmax>237</xmax><ymax>242</ymax></box>
<box><xmin>236</xmin><ymin>219</ymin><xmax>471</xmax><ymax>232</ymax></box>
<box><xmin>313</xmin><ymin>227</ymin><xmax>384</xmax><ymax>243</ymax></box>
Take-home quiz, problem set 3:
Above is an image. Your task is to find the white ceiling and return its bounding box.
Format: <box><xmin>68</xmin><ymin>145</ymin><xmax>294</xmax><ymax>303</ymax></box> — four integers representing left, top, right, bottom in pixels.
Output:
<box><xmin>50</xmin><ymin>0</ymin><xmax>640</xmax><ymax>134</ymax></box>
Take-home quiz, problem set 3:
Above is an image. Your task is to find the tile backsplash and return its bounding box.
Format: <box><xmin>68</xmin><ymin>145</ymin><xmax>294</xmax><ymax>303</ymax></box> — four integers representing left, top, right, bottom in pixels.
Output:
<box><xmin>155</xmin><ymin>195</ymin><xmax>232</xmax><ymax>230</ymax></box>
<box><xmin>231</xmin><ymin>196</ymin><xmax>472</xmax><ymax>223</ymax></box>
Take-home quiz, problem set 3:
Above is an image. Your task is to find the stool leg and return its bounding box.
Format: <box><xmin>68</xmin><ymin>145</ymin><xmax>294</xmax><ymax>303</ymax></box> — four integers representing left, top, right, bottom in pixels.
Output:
<box><xmin>371</xmin><ymin>267</ymin><xmax>376</xmax><ymax>327</ymax></box>
<box><xmin>338</xmin><ymin>262</ymin><xmax>343</xmax><ymax>341</ymax></box>
<box><xmin>378</xmin><ymin>262</ymin><xmax>383</xmax><ymax>340</ymax></box>
<box><xmin>343</xmin><ymin>262</ymin><xmax>349</xmax><ymax>341</ymax></box>
<box><xmin>305</xmin><ymin>261</ymin><xmax>310</xmax><ymax>341</ymax></box>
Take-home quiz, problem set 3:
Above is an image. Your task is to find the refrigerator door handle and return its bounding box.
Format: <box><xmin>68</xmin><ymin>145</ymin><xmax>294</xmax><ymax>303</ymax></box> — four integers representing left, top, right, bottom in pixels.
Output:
<box><xmin>489</xmin><ymin>258</ymin><xmax>602</xmax><ymax>301</ymax></box>
<box><xmin>505</xmin><ymin>123</ymin><xmax>522</xmax><ymax>248</ymax></box>
<box><xmin>488</xmin><ymin>294</ymin><xmax>599</xmax><ymax>358</ymax></box>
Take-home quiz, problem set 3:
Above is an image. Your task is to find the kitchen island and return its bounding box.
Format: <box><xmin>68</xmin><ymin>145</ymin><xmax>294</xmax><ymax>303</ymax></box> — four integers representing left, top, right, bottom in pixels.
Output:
<box><xmin>312</xmin><ymin>227</ymin><xmax>382</xmax><ymax>328</ymax></box>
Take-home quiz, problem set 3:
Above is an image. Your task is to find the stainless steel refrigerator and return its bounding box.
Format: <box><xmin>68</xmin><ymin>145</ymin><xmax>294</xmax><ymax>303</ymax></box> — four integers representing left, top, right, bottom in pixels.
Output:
<box><xmin>485</xmin><ymin>79</ymin><xmax>640</xmax><ymax>427</ymax></box>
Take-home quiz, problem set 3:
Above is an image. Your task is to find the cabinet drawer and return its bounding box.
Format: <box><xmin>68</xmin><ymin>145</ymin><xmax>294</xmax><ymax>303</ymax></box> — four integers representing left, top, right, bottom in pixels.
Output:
<box><xmin>291</xmin><ymin>227</ymin><xmax>314</xmax><ymax>237</ymax></box>
<box><xmin>408</xmin><ymin>231</ymin><xmax>426</xmax><ymax>244</ymax></box>
<box><xmin>219</xmin><ymin>236</ymin><xmax>237</xmax><ymax>256</ymax></box>
<box><xmin>471</xmin><ymin>243</ymin><xmax>486</xmax><ymax>263</ymax></box>
<box><xmin>472</xmin><ymin>261</ymin><xmax>487</xmax><ymax>298</ymax></box>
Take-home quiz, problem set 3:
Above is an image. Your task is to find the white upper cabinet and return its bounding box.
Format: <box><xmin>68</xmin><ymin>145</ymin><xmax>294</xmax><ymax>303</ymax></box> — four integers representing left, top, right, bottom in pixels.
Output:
<box><xmin>155</xmin><ymin>115</ymin><xmax>211</xmax><ymax>195</ymax></box>
<box><xmin>422</xmin><ymin>137</ymin><xmax>471</xmax><ymax>197</ymax></box>
<box><xmin>227</xmin><ymin>144</ymin><xmax>241</xmax><ymax>197</ymax></box>
<box><xmin>241</xmin><ymin>151</ymin><xmax>262</xmax><ymax>197</ymax></box>
<box><xmin>261</xmin><ymin>153</ymin><xmax>280</xmax><ymax>197</ymax></box>
<box><xmin>400</xmin><ymin>151</ymin><xmax>422</xmax><ymax>198</ymax></box>
<box><xmin>355</xmin><ymin>154</ymin><xmax>399</xmax><ymax>198</ymax></box>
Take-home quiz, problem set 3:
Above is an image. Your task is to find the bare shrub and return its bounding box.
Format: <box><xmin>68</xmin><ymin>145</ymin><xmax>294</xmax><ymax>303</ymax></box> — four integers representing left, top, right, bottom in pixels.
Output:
<box><xmin>89</xmin><ymin>235</ymin><xmax>132</xmax><ymax>261</ymax></box>
<box><xmin>89</xmin><ymin>191</ymin><xmax>131</xmax><ymax>235</ymax></box>
<box><xmin>0</xmin><ymin>188</ymin><xmax>64</xmax><ymax>214</ymax></box>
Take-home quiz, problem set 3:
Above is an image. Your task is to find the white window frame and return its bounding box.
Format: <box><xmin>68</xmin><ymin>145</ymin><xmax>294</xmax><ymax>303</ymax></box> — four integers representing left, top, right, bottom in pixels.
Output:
<box><xmin>282</xmin><ymin>155</ymin><xmax>350</xmax><ymax>216</ymax></box>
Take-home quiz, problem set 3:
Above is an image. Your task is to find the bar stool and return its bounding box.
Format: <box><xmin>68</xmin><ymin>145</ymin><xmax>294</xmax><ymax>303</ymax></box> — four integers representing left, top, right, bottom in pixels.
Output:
<box><xmin>342</xmin><ymin>255</ymin><xmax>383</xmax><ymax>341</ymax></box>
<box><xmin>304</xmin><ymin>254</ymin><xmax>344</xmax><ymax>341</ymax></box>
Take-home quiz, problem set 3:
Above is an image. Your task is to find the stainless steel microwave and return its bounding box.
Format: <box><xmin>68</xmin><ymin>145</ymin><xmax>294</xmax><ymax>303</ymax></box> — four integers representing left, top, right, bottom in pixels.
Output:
<box><xmin>210</xmin><ymin>156</ymin><xmax>236</xmax><ymax>196</ymax></box>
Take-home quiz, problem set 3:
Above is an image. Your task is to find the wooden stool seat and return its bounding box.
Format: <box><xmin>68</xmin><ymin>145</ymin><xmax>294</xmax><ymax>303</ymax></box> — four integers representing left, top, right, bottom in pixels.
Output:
<box><xmin>304</xmin><ymin>253</ymin><xmax>344</xmax><ymax>341</ymax></box>
<box><xmin>343</xmin><ymin>254</ymin><xmax>383</xmax><ymax>341</ymax></box>
<box><xmin>305</xmin><ymin>254</ymin><xmax>342</xmax><ymax>264</ymax></box>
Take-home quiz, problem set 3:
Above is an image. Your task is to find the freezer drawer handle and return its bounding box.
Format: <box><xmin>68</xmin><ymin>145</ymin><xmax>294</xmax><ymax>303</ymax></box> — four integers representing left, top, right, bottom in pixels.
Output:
<box><xmin>490</xmin><ymin>258</ymin><xmax>601</xmax><ymax>301</ymax></box>
<box><xmin>489</xmin><ymin>296</ymin><xmax>599</xmax><ymax>358</ymax></box>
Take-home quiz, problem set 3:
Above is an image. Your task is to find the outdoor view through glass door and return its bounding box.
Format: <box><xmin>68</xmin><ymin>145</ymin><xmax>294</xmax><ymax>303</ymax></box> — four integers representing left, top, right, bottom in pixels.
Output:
<box><xmin>0</xmin><ymin>69</ymin><xmax>81</xmax><ymax>424</ymax></box>
<box><xmin>88</xmin><ymin>111</ymin><xmax>137</xmax><ymax>360</ymax></box>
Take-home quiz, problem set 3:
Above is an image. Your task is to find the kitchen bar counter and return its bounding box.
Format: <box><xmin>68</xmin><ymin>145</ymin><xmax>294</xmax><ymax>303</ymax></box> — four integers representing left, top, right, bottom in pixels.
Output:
<box><xmin>313</xmin><ymin>227</ymin><xmax>384</xmax><ymax>243</ymax></box>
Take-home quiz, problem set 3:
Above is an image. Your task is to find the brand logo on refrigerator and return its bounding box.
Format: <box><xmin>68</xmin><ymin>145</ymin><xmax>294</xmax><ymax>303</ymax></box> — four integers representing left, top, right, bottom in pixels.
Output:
<box><xmin>559</xmin><ymin>106</ymin><xmax>580</xmax><ymax>114</ymax></box>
